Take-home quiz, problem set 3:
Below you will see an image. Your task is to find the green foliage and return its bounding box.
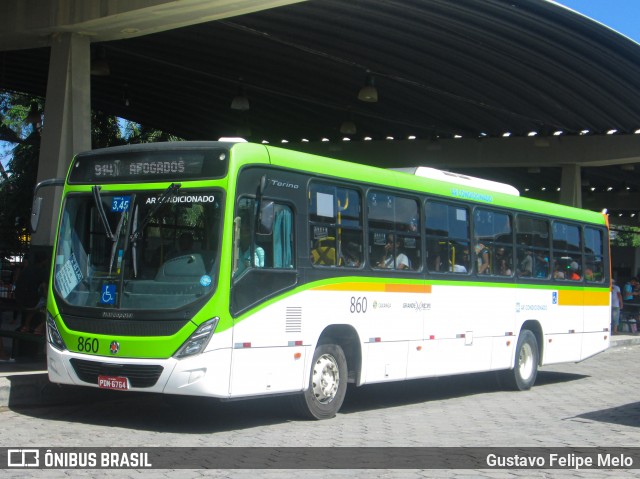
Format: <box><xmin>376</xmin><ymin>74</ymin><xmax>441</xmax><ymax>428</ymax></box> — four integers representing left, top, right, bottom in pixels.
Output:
<box><xmin>0</xmin><ymin>93</ymin><xmax>41</xmax><ymax>141</ymax></box>
<box><xmin>610</xmin><ymin>225</ymin><xmax>640</xmax><ymax>247</ymax></box>
<box><xmin>92</xmin><ymin>110</ymin><xmax>124</xmax><ymax>149</ymax></box>
<box><xmin>124</xmin><ymin>121</ymin><xmax>183</xmax><ymax>144</ymax></box>
<box><xmin>0</xmin><ymin>131</ymin><xmax>40</xmax><ymax>255</ymax></box>
<box><xmin>0</xmin><ymin>91</ymin><xmax>182</xmax><ymax>257</ymax></box>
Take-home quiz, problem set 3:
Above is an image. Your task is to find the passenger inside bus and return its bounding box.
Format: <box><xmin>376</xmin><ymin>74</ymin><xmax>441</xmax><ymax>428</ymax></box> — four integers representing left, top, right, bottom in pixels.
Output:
<box><xmin>378</xmin><ymin>234</ymin><xmax>411</xmax><ymax>270</ymax></box>
<box><xmin>519</xmin><ymin>248</ymin><xmax>533</xmax><ymax>276</ymax></box>
<box><xmin>340</xmin><ymin>241</ymin><xmax>362</xmax><ymax>268</ymax></box>
<box><xmin>493</xmin><ymin>247</ymin><xmax>512</xmax><ymax>276</ymax></box>
<box><xmin>568</xmin><ymin>261</ymin><xmax>581</xmax><ymax>281</ymax></box>
<box><xmin>475</xmin><ymin>242</ymin><xmax>490</xmax><ymax>274</ymax></box>
<box><xmin>236</xmin><ymin>215</ymin><xmax>265</xmax><ymax>275</ymax></box>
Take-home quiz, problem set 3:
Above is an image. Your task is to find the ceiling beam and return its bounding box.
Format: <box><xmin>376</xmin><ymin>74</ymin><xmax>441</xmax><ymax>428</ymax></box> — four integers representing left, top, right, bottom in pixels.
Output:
<box><xmin>287</xmin><ymin>134</ymin><xmax>640</xmax><ymax>169</ymax></box>
<box><xmin>0</xmin><ymin>0</ymin><xmax>305</xmax><ymax>50</ymax></box>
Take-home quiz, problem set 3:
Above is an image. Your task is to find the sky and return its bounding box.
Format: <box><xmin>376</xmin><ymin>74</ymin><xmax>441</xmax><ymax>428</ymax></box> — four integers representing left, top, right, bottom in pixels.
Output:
<box><xmin>2</xmin><ymin>1</ymin><xmax>640</xmax><ymax>171</ymax></box>
<box><xmin>556</xmin><ymin>0</ymin><xmax>640</xmax><ymax>42</ymax></box>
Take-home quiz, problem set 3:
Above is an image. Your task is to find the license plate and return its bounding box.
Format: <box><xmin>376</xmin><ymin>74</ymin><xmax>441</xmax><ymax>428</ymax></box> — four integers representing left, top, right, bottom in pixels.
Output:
<box><xmin>98</xmin><ymin>375</ymin><xmax>129</xmax><ymax>390</ymax></box>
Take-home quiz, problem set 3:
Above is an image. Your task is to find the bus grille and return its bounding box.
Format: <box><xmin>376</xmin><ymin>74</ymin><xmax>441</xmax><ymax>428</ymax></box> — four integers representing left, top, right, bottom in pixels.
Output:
<box><xmin>70</xmin><ymin>359</ymin><xmax>164</xmax><ymax>388</ymax></box>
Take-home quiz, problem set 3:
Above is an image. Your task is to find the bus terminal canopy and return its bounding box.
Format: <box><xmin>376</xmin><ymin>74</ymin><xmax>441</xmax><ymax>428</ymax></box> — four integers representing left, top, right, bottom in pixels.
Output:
<box><xmin>2</xmin><ymin>0</ymin><xmax>640</xmax><ymax>210</ymax></box>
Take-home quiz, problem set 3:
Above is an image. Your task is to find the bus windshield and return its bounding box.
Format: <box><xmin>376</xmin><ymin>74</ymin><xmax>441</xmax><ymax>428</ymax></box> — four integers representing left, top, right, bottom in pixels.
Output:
<box><xmin>53</xmin><ymin>187</ymin><xmax>222</xmax><ymax>311</ymax></box>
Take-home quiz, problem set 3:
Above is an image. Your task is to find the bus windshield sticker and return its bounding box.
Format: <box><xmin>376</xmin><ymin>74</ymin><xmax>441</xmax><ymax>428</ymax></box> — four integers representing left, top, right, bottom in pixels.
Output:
<box><xmin>200</xmin><ymin>275</ymin><xmax>212</xmax><ymax>287</ymax></box>
<box><xmin>100</xmin><ymin>284</ymin><xmax>117</xmax><ymax>305</ymax></box>
<box><xmin>55</xmin><ymin>253</ymin><xmax>83</xmax><ymax>299</ymax></box>
<box><xmin>111</xmin><ymin>196</ymin><xmax>131</xmax><ymax>212</ymax></box>
<box><xmin>316</xmin><ymin>192</ymin><xmax>334</xmax><ymax>218</ymax></box>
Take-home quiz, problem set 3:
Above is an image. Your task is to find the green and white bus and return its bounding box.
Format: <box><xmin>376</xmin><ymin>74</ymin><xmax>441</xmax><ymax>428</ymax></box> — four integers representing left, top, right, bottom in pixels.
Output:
<box><xmin>34</xmin><ymin>140</ymin><xmax>611</xmax><ymax>419</ymax></box>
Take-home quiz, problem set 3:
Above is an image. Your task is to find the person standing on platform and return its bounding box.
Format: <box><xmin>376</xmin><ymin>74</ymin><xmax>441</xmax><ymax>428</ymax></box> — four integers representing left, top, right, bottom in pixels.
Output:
<box><xmin>611</xmin><ymin>279</ymin><xmax>623</xmax><ymax>334</ymax></box>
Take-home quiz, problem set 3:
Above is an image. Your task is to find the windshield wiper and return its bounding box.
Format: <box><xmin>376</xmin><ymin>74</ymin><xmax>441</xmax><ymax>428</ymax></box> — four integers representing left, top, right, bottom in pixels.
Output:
<box><xmin>108</xmin><ymin>211</ymin><xmax>127</xmax><ymax>275</ymax></box>
<box><xmin>129</xmin><ymin>183</ymin><xmax>181</xmax><ymax>243</ymax></box>
<box><xmin>92</xmin><ymin>185</ymin><xmax>115</xmax><ymax>240</ymax></box>
<box><xmin>131</xmin><ymin>204</ymin><xmax>139</xmax><ymax>278</ymax></box>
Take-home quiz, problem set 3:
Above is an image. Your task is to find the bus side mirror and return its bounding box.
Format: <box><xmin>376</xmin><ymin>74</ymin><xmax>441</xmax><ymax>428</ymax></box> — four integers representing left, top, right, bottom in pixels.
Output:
<box><xmin>30</xmin><ymin>178</ymin><xmax>65</xmax><ymax>233</ymax></box>
<box><xmin>30</xmin><ymin>196</ymin><xmax>43</xmax><ymax>233</ymax></box>
<box><xmin>257</xmin><ymin>201</ymin><xmax>274</xmax><ymax>235</ymax></box>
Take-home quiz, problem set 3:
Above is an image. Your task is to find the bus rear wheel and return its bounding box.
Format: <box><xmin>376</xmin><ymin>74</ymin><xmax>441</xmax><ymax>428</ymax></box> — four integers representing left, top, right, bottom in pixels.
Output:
<box><xmin>504</xmin><ymin>329</ymin><xmax>539</xmax><ymax>391</ymax></box>
<box><xmin>292</xmin><ymin>343</ymin><xmax>347</xmax><ymax>420</ymax></box>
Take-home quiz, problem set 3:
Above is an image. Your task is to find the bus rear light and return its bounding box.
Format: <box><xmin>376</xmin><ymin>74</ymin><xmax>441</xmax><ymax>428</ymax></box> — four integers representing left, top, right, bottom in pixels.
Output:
<box><xmin>174</xmin><ymin>317</ymin><xmax>219</xmax><ymax>359</ymax></box>
<box><xmin>46</xmin><ymin>312</ymin><xmax>67</xmax><ymax>351</ymax></box>
<box><xmin>288</xmin><ymin>340</ymin><xmax>303</xmax><ymax>346</ymax></box>
<box><xmin>504</xmin><ymin>332</ymin><xmax>514</xmax><ymax>336</ymax></box>
<box><xmin>369</xmin><ymin>337</ymin><xmax>381</xmax><ymax>343</ymax></box>
<box><xmin>429</xmin><ymin>335</ymin><xmax>435</xmax><ymax>340</ymax></box>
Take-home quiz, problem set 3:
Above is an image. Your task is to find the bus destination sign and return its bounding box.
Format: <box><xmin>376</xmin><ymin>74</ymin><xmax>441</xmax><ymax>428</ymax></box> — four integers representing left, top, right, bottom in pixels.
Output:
<box><xmin>68</xmin><ymin>148</ymin><xmax>229</xmax><ymax>184</ymax></box>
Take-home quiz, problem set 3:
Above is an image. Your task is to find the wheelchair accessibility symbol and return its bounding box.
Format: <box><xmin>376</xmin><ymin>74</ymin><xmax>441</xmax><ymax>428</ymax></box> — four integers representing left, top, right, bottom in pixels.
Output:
<box><xmin>101</xmin><ymin>284</ymin><xmax>116</xmax><ymax>304</ymax></box>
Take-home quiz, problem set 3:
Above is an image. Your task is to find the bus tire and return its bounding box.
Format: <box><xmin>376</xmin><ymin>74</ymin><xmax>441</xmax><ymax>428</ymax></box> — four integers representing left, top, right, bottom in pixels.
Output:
<box><xmin>504</xmin><ymin>329</ymin><xmax>539</xmax><ymax>391</ymax></box>
<box><xmin>292</xmin><ymin>343</ymin><xmax>347</xmax><ymax>420</ymax></box>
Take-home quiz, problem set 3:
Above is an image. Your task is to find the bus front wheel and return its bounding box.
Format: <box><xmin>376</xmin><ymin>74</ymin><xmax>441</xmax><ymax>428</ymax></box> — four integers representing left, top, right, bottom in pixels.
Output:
<box><xmin>504</xmin><ymin>329</ymin><xmax>539</xmax><ymax>391</ymax></box>
<box><xmin>293</xmin><ymin>343</ymin><xmax>347</xmax><ymax>420</ymax></box>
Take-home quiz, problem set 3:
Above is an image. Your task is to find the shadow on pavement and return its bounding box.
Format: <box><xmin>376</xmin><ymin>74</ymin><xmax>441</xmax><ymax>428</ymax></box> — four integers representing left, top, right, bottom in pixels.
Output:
<box><xmin>574</xmin><ymin>402</ymin><xmax>640</xmax><ymax>429</ymax></box>
<box><xmin>7</xmin><ymin>369</ymin><xmax>587</xmax><ymax>434</ymax></box>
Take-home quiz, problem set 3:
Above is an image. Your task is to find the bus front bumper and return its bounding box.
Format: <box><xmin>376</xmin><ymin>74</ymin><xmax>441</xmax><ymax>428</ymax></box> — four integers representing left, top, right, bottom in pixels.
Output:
<box><xmin>46</xmin><ymin>343</ymin><xmax>233</xmax><ymax>398</ymax></box>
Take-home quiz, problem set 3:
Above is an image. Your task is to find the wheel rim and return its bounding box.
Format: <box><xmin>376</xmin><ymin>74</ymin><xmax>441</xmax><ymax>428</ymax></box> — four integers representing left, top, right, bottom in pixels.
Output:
<box><xmin>311</xmin><ymin>353</ymin><xmax>340</xmax><ymax>404</ymax></box>
<box><xmin>518</xmin><ymin>342</ymin><xmax>534</xmax><ymax>380</ymax></box>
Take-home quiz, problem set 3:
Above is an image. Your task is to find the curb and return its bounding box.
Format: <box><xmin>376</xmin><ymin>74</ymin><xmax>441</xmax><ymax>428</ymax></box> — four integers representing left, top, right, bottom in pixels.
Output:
<box><xmin>0</xmin><ymin>372</ymin><xmax>111</xmax><ymax>408</ymax></box>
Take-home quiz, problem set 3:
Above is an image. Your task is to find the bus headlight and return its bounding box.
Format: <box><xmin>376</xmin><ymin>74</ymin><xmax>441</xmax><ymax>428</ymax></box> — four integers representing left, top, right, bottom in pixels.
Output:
<box><xmin>46</xmin><ymin>312</ymin><xmax>67</xmax><ymax>351</ymax></box>
<box><xmin>174</xmin><ymin>317</ymin><xmax>219</xmax><ymax>359</ymax></box>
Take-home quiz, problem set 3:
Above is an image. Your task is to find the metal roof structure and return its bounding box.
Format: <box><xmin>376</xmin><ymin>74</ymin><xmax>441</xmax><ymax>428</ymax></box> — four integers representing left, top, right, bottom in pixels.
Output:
<box><xmin>3</xmin><ymin>0</ymin><xmax>640</xmax><ymax>142</ymax></box>
<box><xmin>1</xmin><ymin>0</ymin><xmax>640</xmax><ymax>219</ymax></box>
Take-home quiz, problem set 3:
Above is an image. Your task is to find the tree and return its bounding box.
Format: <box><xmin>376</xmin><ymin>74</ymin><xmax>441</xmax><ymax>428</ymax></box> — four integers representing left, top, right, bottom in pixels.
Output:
<box><xmin>610</xmin><ymin>225</ymin><xmax>640</xmax><ymax>247</ymax></box>
<box><xmin>123</xmin><ymin>122</ymin><xmax>182</xmax><ymax>144</ymax></box>
<box><xmin>0</xmin><ymin>93</ymin><xmax>43</xmax><ymax>256</ymax></box>
<box><xmin>0</xmin><ymin>90</ymin><xmax>183</xmax><ymax>257</ymax></box>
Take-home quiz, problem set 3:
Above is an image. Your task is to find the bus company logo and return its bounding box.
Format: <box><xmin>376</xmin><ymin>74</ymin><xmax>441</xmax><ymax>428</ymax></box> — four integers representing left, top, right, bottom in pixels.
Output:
<box><xmin>109</xmin><ymin>341</ymin><xmax>120</xmax><ymax>355</ymax></box>
<box><xmin>517</xmin><ymin>303</ymin><xmax>548</xmax><ymax>312</ymax></box>
<box><xmin>403</xmin><ymin>301</ymin><xmax>430</xmax><ymax>312</ymax></box>
<box><xmin>269</xmin><ymin>178</ymin><xmax>299</xmax><ymax>189</ymax></box>
<box><xmin>451</xmin><ymin>188</ymin><xmax>493</xmax><ymax>203</ymax></box>
<box><xmin>372</xmin><ymin>300</ymin><xmax>392</xmax><ymax>309</ymax></box>
<box><xmin>102</xmin><ymin>311</ymin><xmax>134</xmax><ymax>319</ymax></box>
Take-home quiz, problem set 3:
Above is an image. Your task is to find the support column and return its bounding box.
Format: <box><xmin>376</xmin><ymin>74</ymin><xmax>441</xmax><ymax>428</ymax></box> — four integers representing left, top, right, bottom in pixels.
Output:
<box><xmin>559</xmin><ymin>164</ymin><xmax>582</xmax><ymax>208</ymax></box>
<box><xmin>31</xmin><ymin>33</ymin><xmax>91</xmax><ymax>247</ymax></box>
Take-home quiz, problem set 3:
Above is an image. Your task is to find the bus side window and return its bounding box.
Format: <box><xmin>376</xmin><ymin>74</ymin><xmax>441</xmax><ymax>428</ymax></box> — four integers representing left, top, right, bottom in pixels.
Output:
<box><xmin>552</xmin><ymin>221</ymin><xmax>582</xmax><ymax>282</ymax></box>
<box><xmin>516</xmin><ymin>215</ymin><xmax>549</xmax><ymax>279</ymax></box>
<box><xmin>426</xmin><ymin>201</ymin><xmax>470</xmax><ymax>274</ymax></box>
<box><xmin>584</xmin><ymin>227</ymin><xmax>605</xmax><ymax>282</ymax></box>
<box><xmin>309</xmin><ymin>182</ymin><xmax>363</xmax><ymax>269</ymax></box>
